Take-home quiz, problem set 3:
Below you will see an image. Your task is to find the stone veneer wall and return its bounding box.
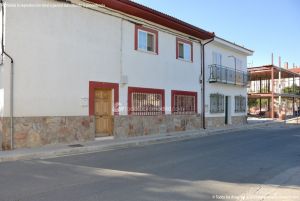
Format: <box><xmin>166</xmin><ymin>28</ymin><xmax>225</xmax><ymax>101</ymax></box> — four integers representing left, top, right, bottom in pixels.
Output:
<box><xmin>0</xmin><ymin>115</ymin><xmax>247</xmax><ymax>150</ymax></box>
<box><xmin>114</xmin><ymin>115</ymin><xmax>248</xmax><ymax>138</ymax></box>
<box><xmin>114</xmin><ymin>115</ymin><xmax>203</xmax><ymax>138</ymax></box>
<box><xmin>1</xmin><ymin>116</ymin><xmax>95</xmax><ymax>150</ymax></box>
<box><xmin>232</xmin><ymin>116</ymin><xmax>248</xmax><ymax>125</ymax></box>
<box><xmin>206</xmin><ymin>116</ymin><xmax>247</xmax><ymax>128</ymax></box>
<box><xmin>206</xmin><ymin>117</ymin><xmax>225</xmax><ymax>128</ymax></box>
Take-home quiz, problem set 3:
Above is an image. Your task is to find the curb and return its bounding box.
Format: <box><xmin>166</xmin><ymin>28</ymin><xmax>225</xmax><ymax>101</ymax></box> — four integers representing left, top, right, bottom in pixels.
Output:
<box><xmin>0</xmin><ymin>120</ymin><xmax>286</xmax><ymax>163</ymax></box>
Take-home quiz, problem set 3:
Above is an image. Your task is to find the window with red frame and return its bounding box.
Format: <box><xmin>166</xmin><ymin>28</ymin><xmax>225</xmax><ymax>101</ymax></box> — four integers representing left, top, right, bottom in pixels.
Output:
<box><xmin>135</xmin><ymin>25</ymin><xmax>158</xmax><ymax>54</ymax></box>
<box><xmin>172</xmin><ymin>90</ymin><xmax>197</xmax><ymax>114</ymax></box>
<box><xmin>176</xmin><ymin>38</ymin><xmax>193</xmax><ymax>62</ymax></box>
<box><xmin>128</xmin><ymin>87</ymin><xmax>164</xmax><ymax>116</ymax></box>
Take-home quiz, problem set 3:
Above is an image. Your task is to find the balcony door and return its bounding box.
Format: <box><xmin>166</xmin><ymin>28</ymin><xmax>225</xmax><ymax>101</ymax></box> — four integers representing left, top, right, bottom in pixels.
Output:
<box><xmin>212</xmin><ymin>52</ymin><xmax>222</xmax><ymax>66</ymax></box>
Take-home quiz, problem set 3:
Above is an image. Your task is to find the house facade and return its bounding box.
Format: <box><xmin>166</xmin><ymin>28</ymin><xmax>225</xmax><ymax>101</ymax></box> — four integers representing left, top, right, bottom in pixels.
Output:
<box><xmin>0</xmin><ymin>0</ymin><xmax>253</xmax><ymax>150</ymax></box>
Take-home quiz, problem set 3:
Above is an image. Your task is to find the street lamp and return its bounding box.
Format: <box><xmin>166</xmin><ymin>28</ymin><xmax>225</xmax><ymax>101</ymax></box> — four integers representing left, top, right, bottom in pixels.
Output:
<box><xmin>228</xmin><ymin>55</ymin><xmax>237</xmax><ymax>84</ymax></box>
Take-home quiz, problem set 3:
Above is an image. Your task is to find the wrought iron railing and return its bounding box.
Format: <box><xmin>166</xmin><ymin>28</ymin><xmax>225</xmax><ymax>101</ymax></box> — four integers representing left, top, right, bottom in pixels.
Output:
<box><xmin>208</xmin><ymin>64</ymin><xmax>248</xmax><ymax>86</ymax></box>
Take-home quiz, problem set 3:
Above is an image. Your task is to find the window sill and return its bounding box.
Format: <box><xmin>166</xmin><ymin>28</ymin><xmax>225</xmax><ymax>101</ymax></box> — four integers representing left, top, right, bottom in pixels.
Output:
<box><xmin>177</xmin><ymin>58</ymin><xmax>193</xmax><ymax>63</ymax></box>
<box><xmin>136</xmin><ymin>49</ymin><xmax>158</xmax><ymax>55</ymax></box>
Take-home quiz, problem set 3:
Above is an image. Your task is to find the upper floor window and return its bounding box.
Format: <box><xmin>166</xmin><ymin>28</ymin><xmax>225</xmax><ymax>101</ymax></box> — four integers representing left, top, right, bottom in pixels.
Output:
<box><xmin>212</xmin><ymin>52</ymin><xmax>222</xmax><ymax>66</ymax></box>
<box><xmin>176</xmin><ymin>38</ymin><xmax>193</xmax><ymax>62</ymax></box>
<box><xmin>135</xmin><ymin>25</ymin><xmax>158</xmax><ymax>54</ymax></box>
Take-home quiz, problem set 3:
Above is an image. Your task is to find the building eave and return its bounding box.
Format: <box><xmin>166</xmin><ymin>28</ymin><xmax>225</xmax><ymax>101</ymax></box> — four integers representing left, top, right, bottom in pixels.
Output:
<box><xmin>86</xmin><ymin>0</ymin><xmax>215</xmax><ymax>40</ymax></box>
<box><xmin>213</xmin><ymin>36</ymin><xmax>254</xmax><ymax>56</ymax></box>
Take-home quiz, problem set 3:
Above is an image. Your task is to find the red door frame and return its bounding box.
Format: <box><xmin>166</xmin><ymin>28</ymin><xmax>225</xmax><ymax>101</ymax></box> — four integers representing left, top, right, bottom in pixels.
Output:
<box><xmin>89</xmin><ymin>81</ymin><xmax>119</xmax><ymax>116</ymax></box>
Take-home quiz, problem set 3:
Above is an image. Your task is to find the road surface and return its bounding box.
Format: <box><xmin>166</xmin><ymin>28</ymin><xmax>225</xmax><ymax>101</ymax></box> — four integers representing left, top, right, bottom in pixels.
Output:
<box><xmin>0</xmin><ymin>125</ymin><xmax>300</xmax><ymax>201</ymax></box>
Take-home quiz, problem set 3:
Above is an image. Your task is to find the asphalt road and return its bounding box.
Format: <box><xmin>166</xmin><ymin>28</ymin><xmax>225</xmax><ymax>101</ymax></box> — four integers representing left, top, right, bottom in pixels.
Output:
<box><xmin>0</xmin><ymin>125</ymin><xmax>300</xmax><ymax>201</ymax></box>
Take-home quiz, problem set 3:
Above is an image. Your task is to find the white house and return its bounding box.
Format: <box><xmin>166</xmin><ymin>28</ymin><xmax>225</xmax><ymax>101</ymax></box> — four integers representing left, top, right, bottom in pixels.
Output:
<box><xmin>0</xmin><ymin>0</ymin><xmax>253</xmax><ymax>150</ymax></box>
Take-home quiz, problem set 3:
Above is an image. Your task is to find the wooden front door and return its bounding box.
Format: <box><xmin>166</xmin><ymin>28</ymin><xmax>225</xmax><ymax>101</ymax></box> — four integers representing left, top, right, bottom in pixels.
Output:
<box><xmin>94</xmin><ymin>89</ymin><xmax>113</xmax><ymax>137</ymax></box>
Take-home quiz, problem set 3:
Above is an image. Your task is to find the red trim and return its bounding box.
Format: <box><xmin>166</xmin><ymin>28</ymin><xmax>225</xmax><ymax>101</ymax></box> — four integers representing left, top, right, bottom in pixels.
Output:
<box><xmin>89</xmin><ymin>81</ymin><xmax>119</xmax><ymax>116</ymax></box>
<box><xmin>128</xmin><ymin>87</ymin><xmax>165</xmax><ymax>115</ymax></box>
<box><xmin>176</xmin><ymin>38</ymin><xmax>193</xmax><ymax>62</ymax></box>
<box><xmin>171</xmin><ymin>90</ymin><xmax>198</xmax><ymax>114</ymax></box>
<box><xmin>135</xmin><ymin>25</ymin><xmax>159</xmax><ymax>54</ymax></box>
<box><xmin>86</xmin><ymin>0</ymin><xmax>214</xmax><ymax>40</ymax></box>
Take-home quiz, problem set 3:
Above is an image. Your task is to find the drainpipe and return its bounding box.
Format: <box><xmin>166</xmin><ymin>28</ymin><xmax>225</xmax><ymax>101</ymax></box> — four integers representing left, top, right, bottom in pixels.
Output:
<box><xmin>200</xmin><ymin>38</ymin><xmax>214</xmax><ymax>129</ymax></box>
<box><xmin>1</xmin><ymin>0</ymin><xmax>14</xmax><ymax>150</ymax></box>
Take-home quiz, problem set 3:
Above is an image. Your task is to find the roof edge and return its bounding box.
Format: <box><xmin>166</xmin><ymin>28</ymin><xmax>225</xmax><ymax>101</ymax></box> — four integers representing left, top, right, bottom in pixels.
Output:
<box><xmin>214</xmin><ymin>36</ymin><xmax>254</xmax><ymax>56</ymax></box>
<box><xmin>86</xmin><ymin>0</ymin><xmax>215</xmax><ymax>40</ymax></box>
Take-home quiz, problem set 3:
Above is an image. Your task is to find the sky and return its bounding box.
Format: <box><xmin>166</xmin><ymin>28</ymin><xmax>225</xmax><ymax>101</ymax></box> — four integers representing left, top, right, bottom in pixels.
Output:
<box><xmin>134</xmin><ymin>0</ymin><xmax>300</xmax><ymax>68</ymax></box>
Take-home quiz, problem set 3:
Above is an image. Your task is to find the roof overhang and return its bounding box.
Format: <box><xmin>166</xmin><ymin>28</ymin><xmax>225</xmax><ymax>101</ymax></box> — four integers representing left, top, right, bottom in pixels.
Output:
<box><xmin>86</xmin><ymin>0</ymin><xmax>215</xmax><ymax>40</ymax></box>
<box><xmin>248</xmin><ymin>65</ymin><xmax>300</xmax><ymax>80</ymax></box>
<box><xmin>212</xmin><ymin>36</ymin><xmax>254</xmax><ymax>56</ymax></box>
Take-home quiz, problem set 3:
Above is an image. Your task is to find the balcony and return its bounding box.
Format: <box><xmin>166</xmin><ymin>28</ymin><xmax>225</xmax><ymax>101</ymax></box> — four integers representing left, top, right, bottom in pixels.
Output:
<box><xmin>208</xmin><ymin>64</ymin><xmax>248</xmax><ymax>86</ymax></box>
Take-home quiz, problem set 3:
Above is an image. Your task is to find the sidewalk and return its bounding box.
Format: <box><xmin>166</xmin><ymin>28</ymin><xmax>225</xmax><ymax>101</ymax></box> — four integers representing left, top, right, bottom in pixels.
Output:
<box><xmin>0</xmin><ymin>119</ymin><xmax>288</xmax><ymax>163</ymax></box>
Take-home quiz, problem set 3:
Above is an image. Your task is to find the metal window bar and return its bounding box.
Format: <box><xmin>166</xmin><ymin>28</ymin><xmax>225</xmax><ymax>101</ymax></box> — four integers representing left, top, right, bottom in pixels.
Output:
<box><xmin>132</xmin><ymin>92</ymin><xmax>162</xmax><ymax>116</ymax></box>
<box><xmin>174</xmin><ymin>95</ymin><xmax>196</xmax><ymax>115</ymax></box>
<box><xmin>234</xmin><ymin>96</ymin><xmax>246</xmax><ymax>113</ymax></box>
<box><xmin>210</xmin><ymin>93</ymin><xmax>224</xmax><ymax>113</ymax></box>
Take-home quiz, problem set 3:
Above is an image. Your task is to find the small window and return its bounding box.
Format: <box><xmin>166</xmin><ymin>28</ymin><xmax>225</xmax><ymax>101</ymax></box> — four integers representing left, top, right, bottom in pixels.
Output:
<box><xmin>128</xmin><ymin>87</ymin><xmax>164</xmax><ymax>116</ymax></box>
<box><xmin>212</xmin><ymin>52</ymin><xmax>222</xmax><ymax>66</ymax></box>
<box><xmin>135</xmin><ymin>25</ymin><xmax>158</xmax><ymax>54</ymax></box>
<box><xmin>235</xmin><ymin>96</ymin><xmax>246</xmax><ymax>113</ymax></box>
<box><xmin>172</xmin><ymin>90</ymin><xmax>197</xmax><ymax>114</ymax></box>
<box><xmin>210</xmin><ymin>93</ymin><xmax>224</xmax><ymax>113</ymax></box>
<box><xmin>176</xmin><ymin>38</ymin><xmax>193</xmax><ymax>62</ymax></box>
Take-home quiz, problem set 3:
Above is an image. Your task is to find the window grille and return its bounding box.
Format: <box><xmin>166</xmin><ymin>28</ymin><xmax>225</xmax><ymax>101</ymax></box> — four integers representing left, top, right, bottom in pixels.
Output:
<box><xmin>131</xmin><ymin>92</ymin><xmax>163</xmax><ymax>115</ymax></box>
<box><xmin>210</xmin><ymin>93</ymin><xmax>224</xmax><ymax>113</ymax></box>
<box><xmin>235</xmin><ymin>96</ymin><xmax>246</xmax><ymax>113</ymax></box>
<box><xmin>174</xmin><ymin>95</ymin><xmax>196</xmax><ymax>114</ymax></box>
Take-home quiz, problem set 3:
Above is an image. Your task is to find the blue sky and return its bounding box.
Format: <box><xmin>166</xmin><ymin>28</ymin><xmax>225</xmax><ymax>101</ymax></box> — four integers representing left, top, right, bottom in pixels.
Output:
<box><xmin>134</xmin><ymin>0</ymin><xmax>300</xmax><ymax>67</ymax></box>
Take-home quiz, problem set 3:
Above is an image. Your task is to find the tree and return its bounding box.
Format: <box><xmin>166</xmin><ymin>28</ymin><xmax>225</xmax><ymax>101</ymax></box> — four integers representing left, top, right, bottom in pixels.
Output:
<box><xmin>282</xmin><ymin>84</ymin><xmax>300</xmax><ymax>94</ymax></box>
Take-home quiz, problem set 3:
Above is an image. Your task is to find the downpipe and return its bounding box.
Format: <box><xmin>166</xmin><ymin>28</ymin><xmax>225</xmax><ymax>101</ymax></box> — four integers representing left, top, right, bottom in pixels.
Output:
<box><xmin>200</xmin><ymin>38</ymin><xmax>214</xmax><ymax>129</ymax></box>
<box><xmin>1</xmin><ymin>0</ymin><xmax>14</xmax><ymax>150</ymax></box>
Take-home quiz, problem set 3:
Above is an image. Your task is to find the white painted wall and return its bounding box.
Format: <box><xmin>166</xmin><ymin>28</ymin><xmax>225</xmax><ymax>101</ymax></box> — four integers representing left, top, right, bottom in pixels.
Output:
<box><xmin>3</xmin><ymin>0</ymin><xmax>122</xmax><ymax>117</ymax></box>
<box><xmin>2</xmin><ymin>0</ymin><xmax>203</xmax><ymax>117</ymax></box>
<box><xmin>120</xmin><ymin>20</ymin><xmax>202</xmax><ymax>115</ymax></box>
<box><xmin>1</xmin><ymin>0</ymin><xmax>251</xmax><ymax>118</ymax></box>
<box><xmin>205</xmin><ymin>40</ymin><xmax>249</xmax><ymax>118</ymax></box>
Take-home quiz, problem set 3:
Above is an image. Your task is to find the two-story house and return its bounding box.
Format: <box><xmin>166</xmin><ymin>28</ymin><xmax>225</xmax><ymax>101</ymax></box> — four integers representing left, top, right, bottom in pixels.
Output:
<box><xmin>0</xmin><ymin>0</ymin><xmax>253</xmax><ymax>150</ymax></box>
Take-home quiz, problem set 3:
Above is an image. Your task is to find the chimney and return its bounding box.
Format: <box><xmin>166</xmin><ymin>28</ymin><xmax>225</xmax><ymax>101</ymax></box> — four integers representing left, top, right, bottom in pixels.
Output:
<box><xmin>284</xmin><ymin>62</ymin><xmax>289</xmax><ymax>69</ymax></box>
<box><xmin>279</xmin><ymin>56</ymin><xmax>281</xmax><ymax>67</ymax></box>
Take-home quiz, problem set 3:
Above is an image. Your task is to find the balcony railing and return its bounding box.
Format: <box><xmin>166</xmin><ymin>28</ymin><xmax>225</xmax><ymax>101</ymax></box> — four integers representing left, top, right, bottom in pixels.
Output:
<box><xmin>208</xmin><ymin>64</ymin><xmax>248</xmax><ymax>86</ymax></box>
<box><xmin>248</xmin><ymin>84</ymin><xmax>300</xmax><ymax>95</ymax></box>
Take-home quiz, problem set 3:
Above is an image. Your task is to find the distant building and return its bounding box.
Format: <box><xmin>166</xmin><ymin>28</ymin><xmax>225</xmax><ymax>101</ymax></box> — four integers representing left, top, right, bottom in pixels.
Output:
<box><xmin>248</xmin><ymin>64</ymin><xmax>300</xmax><ymax>119</ymax></box>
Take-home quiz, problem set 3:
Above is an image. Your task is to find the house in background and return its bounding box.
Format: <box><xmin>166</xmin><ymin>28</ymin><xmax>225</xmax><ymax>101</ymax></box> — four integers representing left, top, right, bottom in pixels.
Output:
<box><xmin>0</xmin><ymin>0</ymin><xmax>253</xmax><ymax>150</ymax></box>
